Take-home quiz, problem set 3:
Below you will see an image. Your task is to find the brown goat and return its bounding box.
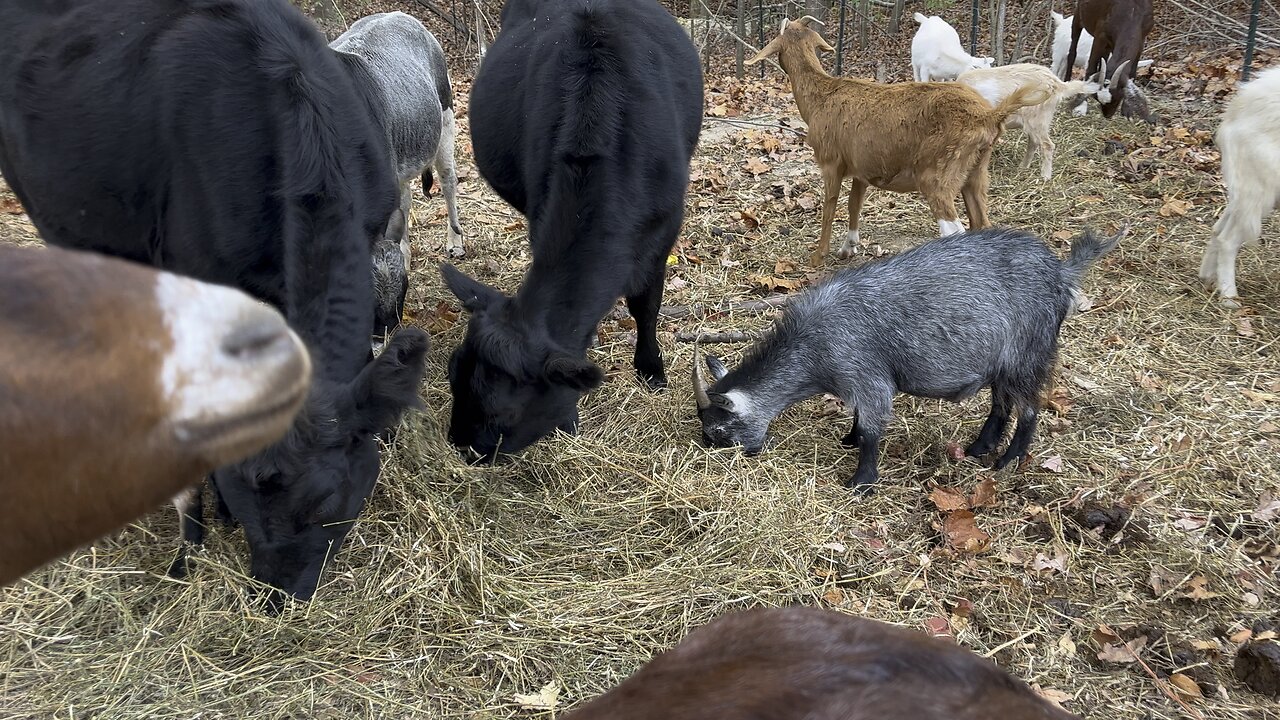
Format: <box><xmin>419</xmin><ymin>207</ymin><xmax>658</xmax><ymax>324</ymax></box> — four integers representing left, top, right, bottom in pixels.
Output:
<box><xmin>748</xmin><ymin>17</ymin><xmax>1050</xmax><ymax>266</ymax></box>
<box><xmin>0</xmin><ymin>245</ymin><xmax>312</xmax><ymax>585</ymax></box>
<box><xmin>1062</xmin><ymin>0</ymin><xmax>1154</xmax><ymax>120</ymax></box>
<box><xmin>563</xmin><ymin>607</ymin><xmax>1080</xmax><ymax>720</ymax></box>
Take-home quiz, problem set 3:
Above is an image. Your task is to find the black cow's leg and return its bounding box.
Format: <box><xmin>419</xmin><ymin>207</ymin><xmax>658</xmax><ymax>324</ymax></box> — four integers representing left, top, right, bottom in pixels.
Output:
<box><xmin>626</xmin><ymin>257</ymin><xmax>669</xmax><ymax>390</ymax></box>
<box><xmin>168</xmin><ymin>483</ymin><xmax>205</xmax><ymax>578</ymax></box>
<box><xmin>210</xmin><ymin>474</ymin><xmax>237</xmax><ymax>528</ymax></box>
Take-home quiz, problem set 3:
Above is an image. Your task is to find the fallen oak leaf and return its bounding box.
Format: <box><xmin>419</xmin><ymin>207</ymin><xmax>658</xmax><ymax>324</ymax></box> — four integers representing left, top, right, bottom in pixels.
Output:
<box><xmin>1254</xmin><ymin>493</ymin><xmax>1280</xmax><ymax>522</ymax></box>
<box><xmin>970</xmin><ymin>477</ymin><xmax>998</xmax><ymax>508</ymax></box>
<box><xmin>940</xmin><ymin>510</ymin><xmax>991</xmax><ymax>553</ymax></box>
<box><xmin>1169</xmin><ymin>673</ymin><xmax>1203</xmax><ymax>698</ymax></box>
<box><xmin>1097</xmin><ymin>635</ymin><xmax>1147</xmax><ymax>664</ymax></box>
<box><xmin>1181</xmin><ymin>575</ymin><xmax>1221</xmax><ymax>602</ymax></box>
<box><xmin>929</xmin><ymin>486</ymin><xmax>970</xmax><ymax>513</ymax></box>
<box><xmin>1032</xmin><ymin>684</ymin><xmax>1073</xmax><ymax>709</ymax></box>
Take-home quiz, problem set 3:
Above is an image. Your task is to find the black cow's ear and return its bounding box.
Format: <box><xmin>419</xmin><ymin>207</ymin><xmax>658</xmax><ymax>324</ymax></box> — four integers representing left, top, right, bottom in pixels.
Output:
<box><xmin>440</xmin><ymin>263</ymin><xmax>504</xmax><ymax>313</ymax></box>
<box><xmin>351</xmin><ymin>327</ymin><xmax>430</xmax><ymax>433</ymax></box>
<box><xmin>544</xmin><ymin>352</ymin><xmax>604</xmax><ymax>391</ymax></box>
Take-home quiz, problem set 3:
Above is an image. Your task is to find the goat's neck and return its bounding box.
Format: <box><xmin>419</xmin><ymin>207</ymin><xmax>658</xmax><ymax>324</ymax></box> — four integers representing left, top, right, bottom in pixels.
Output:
<box><xmin>718</xmin><ymin>338</ymin><xmax>823</xmax><ymax>422</ymax></box>
<box><xmin>778</xmin><ymin>47</ymin><xmax>838</xmax><ymax>124</ymax></box>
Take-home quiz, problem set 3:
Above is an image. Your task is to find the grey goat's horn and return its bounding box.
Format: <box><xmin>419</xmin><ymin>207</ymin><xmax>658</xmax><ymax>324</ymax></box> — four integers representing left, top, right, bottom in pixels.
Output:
<box><xmin>1109</xmin><ymin>59</ymin><xmax>1130</xmax><ymax>90</ymax></box>
<box><xmin>692</xmin><ymin>346</ymin><xmax>711</xmax><ymax>410</ymax></box>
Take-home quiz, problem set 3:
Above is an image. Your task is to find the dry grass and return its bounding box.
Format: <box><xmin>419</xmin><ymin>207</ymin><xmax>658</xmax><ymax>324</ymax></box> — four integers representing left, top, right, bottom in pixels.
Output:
<box><xmin>2</xmin><ymin>68</ymin><xmax>1278</xmax><ymax>720</ymax></box>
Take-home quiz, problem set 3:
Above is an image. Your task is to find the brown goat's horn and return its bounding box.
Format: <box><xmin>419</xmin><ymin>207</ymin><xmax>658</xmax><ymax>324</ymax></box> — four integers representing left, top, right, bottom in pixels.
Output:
<box><xmin>795</xmin><ymin>15</ymin><xmax>826</xmax><ymax>28</ymax></box>
<box><xmin>692</xmin><ymin>346</ymin><xmax>711</xmax><ymax>411</ymax></box>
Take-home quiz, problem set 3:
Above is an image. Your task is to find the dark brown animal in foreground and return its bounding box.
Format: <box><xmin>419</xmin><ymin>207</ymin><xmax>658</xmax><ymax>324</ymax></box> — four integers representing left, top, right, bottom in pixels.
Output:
<box><xmin>1062</xmin><ymin>0</ymin><xmax>1154</xmax><ymax>120</ymax></box>
<box><xmin>563</xmin><ymin>607</ymin><xmax>1080</xmax><ymax>720</ymax></box>
<box><xmin>0</xmin><ymin>245</ymin><xmax>311</xmax><ymax>586</ymax></box>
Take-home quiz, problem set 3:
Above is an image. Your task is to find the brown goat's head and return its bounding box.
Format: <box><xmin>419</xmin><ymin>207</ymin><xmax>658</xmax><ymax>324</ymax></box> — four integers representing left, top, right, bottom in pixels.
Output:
<box><xmin>747</xmin><ymin>16</ymin><xmax>834</xmax><ymax>69</ymax></box>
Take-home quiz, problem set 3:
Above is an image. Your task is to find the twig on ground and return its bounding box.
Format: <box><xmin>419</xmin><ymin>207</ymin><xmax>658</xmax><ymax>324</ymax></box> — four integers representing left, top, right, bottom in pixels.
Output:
<box><xmin>675</xmin><ymin>330</ymin><xmax>760</xmax><ymax>343</ymax></box>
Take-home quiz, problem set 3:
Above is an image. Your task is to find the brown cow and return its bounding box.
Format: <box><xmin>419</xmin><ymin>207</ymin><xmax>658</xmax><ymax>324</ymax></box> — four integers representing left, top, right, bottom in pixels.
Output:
<box><xmin>563</xmin><ymin>607</ymin><xmax>1079</xmax><ymax>720</ymax></box>
<box><xmin>0</xmin><ymin>245</ymin><xmax>311</xmax><ymax>585</ymax></box>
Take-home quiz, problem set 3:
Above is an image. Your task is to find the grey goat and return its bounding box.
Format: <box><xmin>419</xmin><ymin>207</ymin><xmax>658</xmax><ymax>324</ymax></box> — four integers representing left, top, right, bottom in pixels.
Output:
<box><xmin>331</xmin><ymin>11</ymin><xmax>463</xmax><ymax>335</ymax></box>
<box><xmin>693</xmin><ymin>226</ymin><xmax>1121</xmax><ymax>491</ymax></box>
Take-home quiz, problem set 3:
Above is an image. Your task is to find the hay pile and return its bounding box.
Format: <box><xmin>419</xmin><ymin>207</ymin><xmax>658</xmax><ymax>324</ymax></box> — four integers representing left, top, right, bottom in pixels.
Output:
<box><xmin>2</xmin><ymin>71</ymin><xmax>1278</xmax><ymax>719</ymax></box>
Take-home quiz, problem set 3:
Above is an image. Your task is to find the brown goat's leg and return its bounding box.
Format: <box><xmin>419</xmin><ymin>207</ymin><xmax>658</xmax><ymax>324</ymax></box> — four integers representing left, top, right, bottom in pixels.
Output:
<box><xmin>837</xmin><ymin>179</ymin><xmax>868</xmax><ymax>259</ymax></box>
<box><xmin>923</xmin><ymin>191</ymin><xmax>963</xmax><ymax>237</ymax></box>
<box><xmin>812</xmin><ymin>165</ymin><xmax>843</xmax><ymax>266</ymax></box>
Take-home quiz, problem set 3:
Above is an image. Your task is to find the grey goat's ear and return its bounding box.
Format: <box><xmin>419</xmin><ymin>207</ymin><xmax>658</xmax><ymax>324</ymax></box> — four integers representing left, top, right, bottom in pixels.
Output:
<box><xmin>706</xmin><ymin>355</ymin><xmax>729</xmax><ymax>382</ymax></box>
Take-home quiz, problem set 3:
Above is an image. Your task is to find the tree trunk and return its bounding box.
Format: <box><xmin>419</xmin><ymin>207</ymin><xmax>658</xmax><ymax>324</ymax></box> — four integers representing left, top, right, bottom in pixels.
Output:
<box><xmin>889</xmin><ymin>0</ymin><xmax>906</xmax><ymax>33</ymax></box>
<box><xmin>858</xmin><ymin>0</ymin><xmax>870</xmax><ymax>50</ymax></box>
<box><xmin>804</xmin><ymin>0</ymin><xmax>830</xmax><ymax>25</ymax></box>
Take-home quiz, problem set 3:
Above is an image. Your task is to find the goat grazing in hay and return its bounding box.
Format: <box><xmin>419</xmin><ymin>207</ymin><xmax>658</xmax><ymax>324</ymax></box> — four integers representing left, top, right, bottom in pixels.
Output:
<box><xmin>693</xmin><ymin>226</ymin><xmax>1122</xmax><ymax>492</ymax></box>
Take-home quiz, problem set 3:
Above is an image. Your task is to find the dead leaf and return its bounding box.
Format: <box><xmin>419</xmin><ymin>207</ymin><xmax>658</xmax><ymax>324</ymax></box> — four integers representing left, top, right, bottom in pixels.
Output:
<box><xmin>773</xmin><ymin>257</ymin><xmax>797</xmax><ymax>274</ymax></box>
<box><xmin>822</xmin><ymin>587</ymin><xmax>846</xmax><ymax>605</ymax></box>
<box><xmin>923</xmin><ymin>616</ymin><xmax>951</xmax><ymax>636</ymax></box>
<box><xmin>1235</xmin><ymin>317</ymin><xmax>1256</xmax><ymax>337</ymax></box>
<box><xmin>941</xmin><ymin>510</ymin><xmax>991</xmax><ymax>553</ymax></box>
<box><xmin>1097</xmin><ymin>635</ymin><xmax>1147</xmax><ymax>663</ymax></box>
<box><xmin>1032</xmin><ymin>552</ymin><xmax>1068</xmax><ymax>574</ymax></box>
<box><xmin>503</xmin><ymin>219</ymin><xmax>525</xmax><ymax>232</ymax></box>
<box><xmin>1170</xmin><ymin>673</ymin><xmax>1203</xmax><ymax>698</ymax></box>
<box><xmin>0</xmin><ymin>197</ymin><xmax>23</xmax><ymax>214</ymax></box>
<box><xmin>1032</xmin><ymin>684</ymin><xmax>1073</xmax><ymax>709</ymax></box>
<box><xmin>1242</xmin><ymin>389</ymin><xmax>1280</xmax><ymax>404</ymax></box>
<box><xmin>1150</xmin><ymin>565</ymin><xmax>1180</xmax><ymax>596</ymax></box>
<box><xmin>1254</xmin><ymin>493</ymin><xmax>1280</xmax><ymax>522</ymax></box>
<box><xmin>1040</xmin><ymin>454</ymin><xmax>1065</xmax><ymax>473</ymax></box>
<box><xmin>424</xmin><ymin>300</ymin><xmax>459</xmax><ymax>333</ymax></box>
<box><xmin>970</xmin><ymin>477</ymin><xmax>998</xmax><ymax>508</ymax></box>
<box><xmin>1057</xmin><ymin>631</ymin><xmax>1077</xmax><ymax>657</ymax></box>
<box><xmin>513</xmin><ymin>680</ymin><xmax>560</xmax><ymax>710</ymax></box>
<box><xmin>740</xmin><ymin>208</ymin><xmax>760</xmax><ymax>229</ymax></box>
<box><xmin>944</xmin><ymin>441</ymin><xmax>966</xmax><ymax>461</ymax></box>
<box><xmin>1229</xmin><ymin>628</ymin><xmax>1254</xmax><ymax>644</ymax></box>
<box><xmin>1092</xmin><ymin>624</ymin><xmax>1122</xmax><ymax>645</ymax></box>
<box><xmin>1051</xmin><ymin>229</ymin><xmax>1074</xmax><ymax>241</ymax></box>
<box><xmin>1173</xmin><ymin>516</ymin><xmax>1207</xmax><ymax>531</ymax></box>
<box><xmin>1181</xmin><ymin>575</ymin><xmax>1221</xmax><ymax>602</ymax></box>
<box><xmin>743</xmin><ymin>157</ymin><xmax>770</xmax><ymax>175</ymax></box>
<box><xmin>929</xmin><ymin>486</ymin><xmax>970</xmax><ymax>513</ymax></box>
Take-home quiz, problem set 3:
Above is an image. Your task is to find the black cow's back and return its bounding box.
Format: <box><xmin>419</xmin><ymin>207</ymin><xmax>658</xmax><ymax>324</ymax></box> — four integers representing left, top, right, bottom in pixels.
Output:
<box><xmin>469</xmin><ymin>0</ymin><xmax>702</xmax><ymax>301</ymax></box>
<box><xmin>0</xmin><ymin>0</ymin><xmax>396</xmax><ymax>375</ymax></box>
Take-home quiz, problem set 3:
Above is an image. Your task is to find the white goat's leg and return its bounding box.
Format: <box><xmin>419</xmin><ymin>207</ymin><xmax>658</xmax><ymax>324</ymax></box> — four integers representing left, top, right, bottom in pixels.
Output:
<box><xmin>838</xmin><ymin>179</ymin><xmax>868</xmax><ymax>259</ymax></box>
<box><xmin>1209</xmin><ymin>206</ymin><xmax>1261</xmax><ymax>306</ymax></box>
<box><xmin>1040</xmin><ymin>137</ymin><xmax>1055</xmax><ymax>181</ymax></box>
<box><xmin>435</xmin><ymin>107</ymin><xmax>464</xmax><ymax>258</ymax></box>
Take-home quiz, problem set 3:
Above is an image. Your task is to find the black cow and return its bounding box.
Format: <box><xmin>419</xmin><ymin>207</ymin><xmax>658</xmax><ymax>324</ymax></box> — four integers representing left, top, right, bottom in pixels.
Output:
<box><xmin>443</xmin><ymin>0</ymin><xmax>703</xmax><ymax>460</ymax></box>
<box><xmin>0</xmin><ymin>0</ymin><xmax>428</xmax><ymax>602</ymax></box>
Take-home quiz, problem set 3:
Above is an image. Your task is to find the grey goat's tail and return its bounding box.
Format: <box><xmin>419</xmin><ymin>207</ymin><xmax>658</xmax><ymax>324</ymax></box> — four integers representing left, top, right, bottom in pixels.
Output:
<box><xmin>1064</xmin><ymin>225</ymin><xmax>1125</xmax><ymax>286</ymax></box>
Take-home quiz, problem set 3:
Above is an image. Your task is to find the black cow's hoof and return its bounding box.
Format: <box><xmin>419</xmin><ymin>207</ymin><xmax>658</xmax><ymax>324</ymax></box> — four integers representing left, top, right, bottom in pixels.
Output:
<box><xmin>640</xmin><ymin>372</ymin><xmax>668</xmax><ymax>391</ymax></box>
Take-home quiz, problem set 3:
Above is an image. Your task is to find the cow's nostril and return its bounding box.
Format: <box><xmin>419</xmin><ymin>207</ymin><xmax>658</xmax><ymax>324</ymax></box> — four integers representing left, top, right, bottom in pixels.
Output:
<box><xmin>222</xmin><ymin>314</ymin><xmax>289</xmax><ymax>360</ymax></box>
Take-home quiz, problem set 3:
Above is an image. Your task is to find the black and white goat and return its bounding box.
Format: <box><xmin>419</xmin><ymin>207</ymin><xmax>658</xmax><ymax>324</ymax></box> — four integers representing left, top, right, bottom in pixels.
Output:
<box><xmin>693</xmin><ymin>227</ymin><xmax>1120</xmax><ymax>491</ymax></box>
<box><xmin>332</xmin><ymin>11</ymin><xmax>463</xmax><ymax>336</ymax></box>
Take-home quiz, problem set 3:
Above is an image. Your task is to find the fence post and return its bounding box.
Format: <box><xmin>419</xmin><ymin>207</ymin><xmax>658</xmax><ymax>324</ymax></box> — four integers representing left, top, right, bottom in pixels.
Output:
<box><xmin>858</xmin><ymin>0</ymin><xmax>869</xmax><ymax>50</ymax></box>
<box><xmin>836</xmin><ymin>0</ymin><xmax>847</xmax><ymax>74</ymax></box>
<box><xmin>970</xmin><ymin>0</ymin><xmax>980</xmax><ymax>56</ymax></box>
<box><xmin>759</xmin><ymin>0</ymin><xmax>766</xmax><ymax>78</ymax></box>
<box><xmin>737</xmin><ymin>0</ymin><xmax>746</xmax><ymax>77</ymax></box>
<box><xmin>1243</xmin><ymin>0</ymin><xmax>1263</xmax><ymax>81</ymax></box>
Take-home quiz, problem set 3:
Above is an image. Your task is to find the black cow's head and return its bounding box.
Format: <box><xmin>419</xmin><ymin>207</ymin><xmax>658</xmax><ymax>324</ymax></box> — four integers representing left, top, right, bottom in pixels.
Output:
<box><xmin>212</xmin><ymin>327</ymin><xmax>429</xmax><ymax>603</ymax></box>
<box><xmin>440</xmin><ymin>264</ymin><xmax>603</xmax><ymax>461</ymax></box>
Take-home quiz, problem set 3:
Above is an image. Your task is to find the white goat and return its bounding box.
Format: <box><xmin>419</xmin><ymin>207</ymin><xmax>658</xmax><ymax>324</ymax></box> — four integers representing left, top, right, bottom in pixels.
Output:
<box><xmin>957</xmin><ymin>63</ymin><xmax>1102</xmax><ymax>180</ymax></box>
<box><xmin>1199</xmin><ymin>66</ymin><xmax>1280</xmax><ymax>306</ymax></box>
<box><xmin>911</xmin><ymin>13</ymin><xmax>993</xmax><ymax>82</ymax></box>
<box><xmin>1050</xmin><ymin>11</ymin><xmax>1152</xmax><ymax>116</ymax></box>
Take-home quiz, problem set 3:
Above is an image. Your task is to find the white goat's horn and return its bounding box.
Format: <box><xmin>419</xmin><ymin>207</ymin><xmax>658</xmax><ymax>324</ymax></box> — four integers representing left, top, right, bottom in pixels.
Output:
<box><xmin>1096</xmin><ymin>57</ymin><xmax>1107</xmax><ymax>84</ymax></box>
<box><xmin>1109</xmin><ymin>59</ymin><xmax>1131</xmax><ymax>89</ymax></box>
<box><xmin>780</xmin><ymin>17</ymin><xmax>788</xmax><ymax>34</ymax></box>
<box><xmin>796</xmin><ymin>15</ymin><xmax>825</xmax><ymax>28</ymax></box>
<box><xmin>692</xmin><ymin>346</ymin><xmax>711</xmax><ymax>411</ymax></box>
